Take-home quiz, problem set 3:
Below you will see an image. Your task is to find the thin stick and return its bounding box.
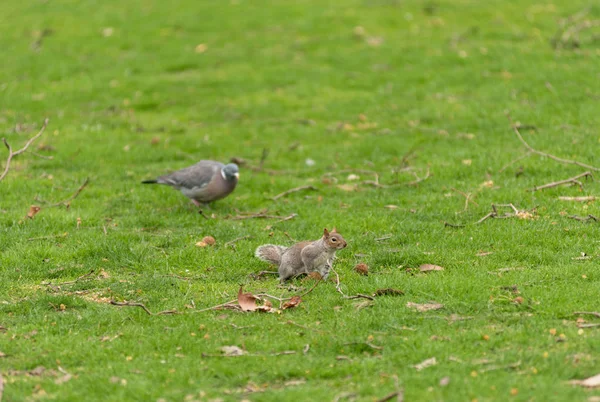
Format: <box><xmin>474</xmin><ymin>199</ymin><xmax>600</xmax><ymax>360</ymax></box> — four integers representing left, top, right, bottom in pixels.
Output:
<box><xmin>43</xmin><ymin>270</ymin><xmax>95</xmax><ymax>288</ymax></box>
<box><xmin>193</xmin><ymin>299</ymin><xmax>238</xmax><ymax>313</ymax></box>
<box><xmin>270</xmin><ymin>185</ymin><xmax>317</xmax><ymax>201</ymax></box>
<box><xmin>375</xmin><ymin>234</ymin><xmax>392</xmax><ymax>241</ymax></box>
<box><xmin>285</xmin><ymin>320</ymin><xmax>327</xmax><ymax>334</ymax></box>
<box><xmin>507</xmin><ymin>113</ymin><xmax>600</xmax><ymax>171</ymax></box>
<box><xmin>568</xmin><ymin>214</ymin><xmax>599</xmax><ymax>222</ymax></box>
<box><xmin>451</xmin><ymin>187</ymin><xmax>479</xmax><ymax>211</ymax></box>
<box><xmin>46</xmin><ymin>178</ymin><xmax>90</xmax><ymax>207</ymax></box>
<box><xmin>1</xmin><ymin>118</ymin><xmax>49</xmax><ymax>182</ymax></box>
<box><xmin>28</xmin><ymin>233</ymin><xmax>69</xmax><ymax>242</ymax></box>
<box><xmin>273</xmin><ymin>213</ymin><xmax>298</xmax><ymax>224</ymax></box>
<box><xmin>577</xmin><ymin>323</ymin><xmax>600</xmax><ymax>328</ymax></box>
<box><xmin>574</xmin><ymin>311</ymin><xmax>600</xmax><ymax>318</ymax></box>
<box><xmin>224</xmin><ymin>235</ymin><xmax>252</xmax><ymax>248</ymax></box>
<box><xmin>228</xmin><ymin>210</ymin><xmax>296</xmax><ymax>221</ymax></box>
<box><xmin>528</xmin><ymin>171</ymin><xmax>592</xmax><ymax>192</ymax></box>
<box><xmin>109</xmin><ymin>300</ymin><xmax>178</xmax><ymax>316</ymax></box>
<box><xmin>498</xmin><ymin>151</ymin><xmax>533</xmax><ymax>173</ymax></box>
<box><xmin>559</xmin><ymin>196</ymin><xmax>597</xmax><ymax>202</ymax></box>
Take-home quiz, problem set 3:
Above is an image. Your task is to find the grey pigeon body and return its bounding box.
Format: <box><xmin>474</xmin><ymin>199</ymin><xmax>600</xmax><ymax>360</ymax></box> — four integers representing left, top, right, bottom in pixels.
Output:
<box><xmin>143</xmin><ymin>160</ymin><xmax>239</xmax><ymax>205</ymax></box>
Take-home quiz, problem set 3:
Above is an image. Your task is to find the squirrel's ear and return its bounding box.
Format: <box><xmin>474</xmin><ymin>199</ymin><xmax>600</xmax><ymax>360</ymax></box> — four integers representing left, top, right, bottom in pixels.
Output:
<box><xmin>331</xmin><ymin>227</ymin><xmax>337</xmax><ymax>233</ymax></box>
<box><xmin>323</xmin><ymin>228</ymin><xmax>330</xmax><ymax>237</ymax></box>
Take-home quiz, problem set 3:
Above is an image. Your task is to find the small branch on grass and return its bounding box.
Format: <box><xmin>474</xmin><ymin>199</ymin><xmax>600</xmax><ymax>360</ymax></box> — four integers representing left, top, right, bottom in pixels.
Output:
<box><xmin>224</xmin><ymin>235</ymin><xmax>252</xmax><ymax>248</ymax></box>
<box><xmin>498</xmin><ymin>151</ymin><xmax>533</xmax><ymax>173</ymax></box>
<box><xmin>375</xmin><ymin>234</ymin><xmax>392</xmax><ymax>242</ymax></box>
<box><xmin>445</xmin><ymin>203</ymin><xmax>536</xmax><ymax>227</ymax></box>
<box><xmin>559</xmin><ymin>196</ymin><xmax>597</xmax><ymax>202</ymax></box>
<box><xmin>44</xmin><ymin>178</ymin><xmax>90</xmax><ymax>208</ymax></box>
<box><xmin>1</xmin><ymin>118</ymin><xmax>49</xmax><ymax>182</ymax></box>
<box><xmin>109</xmin><ymin>300</ymin><xmax>178</xmax><ymax>316</ymax></box>
<box><xmin>28</xmin><ymin>233</ymin><xmax>68</xmax><ymax>242</ymax></box>
<box><xmin>568</xmin><ymin>214</ymin><xmax>599</xmax><ymax>222</ymax></box>
<box><xmin>451</xmin><ymin>187</ymin><xmax>479</xmax><ymax>211</ymax></box>
<box><xmin>323</xmin><ymin>167</ymin><xmax>430</xmax><ymax>189</ymax></box>
<box><xmin>577</xmin><ymin>323</ymin><xmax>600</xmax><ymax>328</ymax></box>
<box><xmin>528</xmin><ymin>171</ymin><xmax>592</xmax><ymax>192</ymax></box>
<box><xmin>506</xmin><ymin>112</ymin><xmax>600</xmax><ymax>172</ymax></box>
<box><xmin>227</xmin><ymin>209</ymin><xmax>297</xmax><ymax>221</ymax></box>
<box><xmin>574</xmin><ymin>311</ymin><xmax>600</xmax><ymax>318</ymax></box>
<box><xmin>230</xmin><ymin>149</ymin><xmax>295</xmax><ymax>176</ymax></box>
<box><xmin>479</xmin><ymin>361</ymin><xmax>522</xmax><ymax>373</ymax></box>
<box><xmin>248</xmin><ymin>270</ymin><xmax>279</xmax><ymax>280</ymax></box>
<box><xmin>270</xmin><ymin>185</ymin><xmax>317</xmax><ymax>201</ymax></box>
<box><xmin>331</xmin><ymin>268</ymin><xmax>373</xmax><ymax>300</ymax></box>
<box><xmin>344</xmin><ymin>341</ymin><xmax>383</xmax><ymax>350</ymax></box>
<box><xmin>43</xmin><ymin>270</ymin><xmax>96</xmax><ymax>289</ymax></box>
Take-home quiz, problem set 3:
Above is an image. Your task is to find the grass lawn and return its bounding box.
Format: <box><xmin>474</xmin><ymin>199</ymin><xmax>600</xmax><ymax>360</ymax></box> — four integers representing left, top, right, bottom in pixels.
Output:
<box><xmin>2</xmin><ymin>0</ymin><xmax>600</xmax><ymax>400</ymax></box>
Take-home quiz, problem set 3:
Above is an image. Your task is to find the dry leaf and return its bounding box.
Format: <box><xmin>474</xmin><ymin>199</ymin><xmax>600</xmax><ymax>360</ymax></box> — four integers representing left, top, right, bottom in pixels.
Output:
<box><xmin>337</xmin><ymin>184</ymin><xmax>357</xmax><ymax>192</ymax></box>
<box><xmin>354</xmin><ymin>300</ymin><xmax>373</xmax><ymax>310</ymax></box>
<box><xmin>373</xmin><ymin>288</ymin><xmax>404</xmax><ymax>297</ymax></box>
<box><xmin>419</xmin><ymin>264</ymin><xmax>444</xmax><ymax>272</ymax></box>
<box><xmin>202</xmin><ymin>236</ymin><xmax>216</xmax><ymax>246</ymax></box>
<box><xmin>354</xmin><ymin>263</ymin><xmax>369</xmax><ymax>275</ymax></box>
<box><xmin>305</xmin><ymin>272</ymin><xmax>323</xmax><ymax>281</ymax></box>
<box><xmin>407</xmin><ymin>302</ymin><xmax>444</xmax><ymax>312</ymax></box>
<box><xmin>439</xmin><ymin>376</ymin><xmax>450</xmax><ymax>387</ymax></box>
<box><xmin>27</xmin><ymin>205</ymin><xmax>41</xmax><ymax>219</ymax></box>
<box><xmin>414</xmin><ymin>357</ymin><xmax>437</xmax><ymax>371</ymax></box>
<box><xmin>476</xmin><ymin>251</ymin><xmax>493</xmax><ymax>257</ymax></box>
<box><xmin>221</xmin><ymin>345</ymin><xmax>245</xmax><ymax>356</ymax></box>
<box><xmin>195</xmin><ymin>241</ymin><xmax>208</xmax><ymax>247</ymax></box>
<box><xmin>282</xmin><ymin>296</ymin><xmax>302</xmax><ymax>310</ymax></box>
<box><xmin>384</xmin><ymin>205</ymin><xmax>399</xmax><ymax>210</ymax></box>
<box><xmin>347</xmin><ymin>174</ymin><xmax>360</xmax><ymax>181</ymax></box>
<box><xmin>237</xmin><ymin>286</ymin><xmax>259</xmax><ymax>312</ymax></box>
<box><xmin>570</xmin><ymin>373</ymin><xmax>600</xmax><ymax>388</ymax></box>
<box><xmin>195</xmin><ymin>44</ymin><xmax>207</xmax><ymax>53</ymax></box>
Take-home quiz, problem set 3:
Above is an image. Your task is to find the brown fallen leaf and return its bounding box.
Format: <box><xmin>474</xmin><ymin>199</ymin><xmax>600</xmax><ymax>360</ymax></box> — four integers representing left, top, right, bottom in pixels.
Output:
<box><xmin>414</xmin><ymin>357</ymin><xmax>437</xmax><ymax>371</ymax></box>
<box><xmin>439</xmin><ymin>376</ymin><xmax>450</xmax><ymax>387</ymax></box>
<box><xmin>202</xmin><ymin>236</ymin><xmax>216</xmax><ymax>246</ymax></box>
<box><xmin>354</xmin><ymin>300</ymin><xmax>373</xmax><ymax>310</ymax></box>
<box><xmin>305</xmin><ymin>272</ymin><xmax>323</xmax><ymax>281</ymax></box>
<box><xmin>221</xmin><ymin>345</ymin><xmax>246</xmax><ymax>356</ymax></box>
<box><xmin>384</xmin><ymin>205</ymin><xmax>399</xmax><ymax>210</ymax></box>
<box><xmin>282</xmin><ymin>296</ymin><xmax>302</xmax><ymax>310</ymax></box>
<box><xmin>570</xmin><ymin>373</ymin><xmax>600</xmax><ymax>388</ymax></box>
<box><xmin>354</xmin><ymin>263</ymin><xmax>369</xmax><ymax>275</ymax></box>
<box><xmin>237</xmin><ymin>286</ymin><xmax>259</xmax><ymax>312</ymax></box>
<box><xmin>373</xmin><ymin>288</ymin><xmax>404</xmax><ymax>297</ymax></box>
<box><xmin>419</xmin><ymin>264</ymin><xmax>444</xmax><ymax>272</ymax></box>
<box><xmin>407</xmin><ymin>302</ymin><xmax>444</xmax><ymax>312</ymax></box>
<box><xmin>27</xmin><ymin>205</ymin><xmax>41</xmax><ymax>219</ymax></box>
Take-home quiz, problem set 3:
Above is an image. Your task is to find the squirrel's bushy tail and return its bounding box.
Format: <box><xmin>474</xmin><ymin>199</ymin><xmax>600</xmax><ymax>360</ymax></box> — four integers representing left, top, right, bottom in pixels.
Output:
<box><xmin>255</xmin><ymin>244</ymin><xmax>286</xmax><ymax>265</ymax></box>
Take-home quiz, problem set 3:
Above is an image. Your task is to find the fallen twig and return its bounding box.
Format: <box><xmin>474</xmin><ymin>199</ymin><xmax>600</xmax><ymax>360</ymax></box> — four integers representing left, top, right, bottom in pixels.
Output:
<box><xmin>285</xmin><ymin>320</ymin><xmax>327</xmax><ymax>334</ymax></box>
<box><xmin>559</xmin><ymin>196</ymin><xmax>597</xmax><ymax>202</ymax></box>
<box><xmin>44</xmin><ymin>178</ymin><xmax>90</xmax><ymax>208</ymax></box>
<box><xmin>445</xmin><ymin>203</ymin><xmax>536</xmax><ymax>227</ymax></box>
<box><xmin>479</xmin><ymin>360</ymin><xmax>521</xmax><ymax>373</ymax></box>
<box><xmin>192</xmin><ymin>299</ymin><xmax>239</xmax><ymax>313</ymax></box>
<box><xmin>375</xmin><ymin>234</ymin><xmax>392</xmax><ymax>242</ymax></box>
<box><xmin>224</xmin><ymin>235</ymin><xmax>252</xmax><ymax>248</ymax></box>
<box><xmin>1</xmin><ymin>118</ymin><xmax>49</xmax><ymax>182</ymax></box>
<box><xmin>331</xmin><ymin>268</ymin><xmax>373</xmax><ymax>301</ymax></box>
<box><xmin>270</xmin><ymin>185</ymin><xmax>317</xmax><ymax>201</ymax></box>
<box><xmin>43</xmin><ymin>270</ymin><xmax>96</xmax><ymax>289</ymax></box>
<box><xmin>507</xmin><ymin>113</ymin><xmax>600</xmax><ymax>171</ymax></box>
<box><xmin>228</xmin><ymin>209</ymin><xmax>297</xmax><ymax>221</ymax></box>
<box><xmin>574</xmin><ymin>311</ymin><xmax>600</xmax><ymax>319</ymax></box>
<box><xmin>28</xmin><ymin>233</ymin><xmax>68</xmax><ymax>242</ymax></box>
<box><xmin>577</xmin><ymin>323</ymin><xmax>600</xmax><ymax>328</ymax></box>
<box><xmin>498</xmin><ymin>151</ymin><xmax>533</xmax><ymax>173</ymax></box>
<box><xmin>528</xmin><ymin>171</ymin><xmax>592</xmax><ymax>192</ymax></box>
<box><xmin>568</xmin><ymin>214</ymin><xmax>599</xmax><ymax>222</ymax></box>
<box><xmin>109</xmin><ymin>300</ymin><xmax>178</xmax><ymax>316</ymax></box>
<box><xmin>451</xmin><ymin>187</ymin><xmax>479</xmax><ymax>211</ymax></box>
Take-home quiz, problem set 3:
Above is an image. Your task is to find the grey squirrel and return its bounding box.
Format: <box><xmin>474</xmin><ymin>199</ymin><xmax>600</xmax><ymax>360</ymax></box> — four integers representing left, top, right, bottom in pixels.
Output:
<box><xmin>255</xmin><ymin>228</ymin><xmax>347</xmax><ymax>282</ymax></box>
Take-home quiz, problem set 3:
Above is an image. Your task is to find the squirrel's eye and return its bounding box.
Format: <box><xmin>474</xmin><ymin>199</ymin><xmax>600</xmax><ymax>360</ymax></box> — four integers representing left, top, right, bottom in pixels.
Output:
<box><xmin>331</xmin><ymin>238</ymin><xmax>337</xmax><ymax>242</ymax></box>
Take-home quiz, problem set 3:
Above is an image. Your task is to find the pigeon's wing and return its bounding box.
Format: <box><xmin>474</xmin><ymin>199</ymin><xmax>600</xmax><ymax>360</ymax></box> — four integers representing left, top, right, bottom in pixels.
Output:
<box><xmin>157</xmin><ymin>161</ymin><xmax>223</xmax><ymax>189</ymax></box>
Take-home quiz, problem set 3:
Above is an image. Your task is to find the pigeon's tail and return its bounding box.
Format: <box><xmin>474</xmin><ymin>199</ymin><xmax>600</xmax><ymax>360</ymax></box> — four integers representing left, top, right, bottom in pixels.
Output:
<box><xmin>255</xmin><ymin>244</ymin><xmax>286</xmax><ymax>265</ymax></box>
<box><xmin>141</xmin><ymin>179</ymin><xmax>158</xmax><ymax>184</ymax></box>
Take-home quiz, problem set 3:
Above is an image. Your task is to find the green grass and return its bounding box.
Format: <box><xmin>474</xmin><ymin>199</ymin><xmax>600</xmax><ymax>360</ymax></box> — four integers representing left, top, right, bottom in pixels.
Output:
<box><xmin>2</xmin><ymin>0</ymin><xmax>600</xmax><ymax>400</ymax></box>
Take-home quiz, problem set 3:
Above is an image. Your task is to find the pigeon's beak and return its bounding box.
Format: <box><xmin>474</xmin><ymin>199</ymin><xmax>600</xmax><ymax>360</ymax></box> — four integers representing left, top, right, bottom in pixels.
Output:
<box><xmin>234</xmin><ymin>172</ymin><xmax>240</xmax><ymax>180</ymax></box>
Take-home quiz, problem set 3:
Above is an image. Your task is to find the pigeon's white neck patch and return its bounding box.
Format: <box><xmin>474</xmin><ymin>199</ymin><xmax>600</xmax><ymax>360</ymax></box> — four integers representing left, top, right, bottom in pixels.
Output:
<box><xmin>221</xmin><ymin>169</ymin><xmax>227</xmax><ymax>180</ymax></box>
